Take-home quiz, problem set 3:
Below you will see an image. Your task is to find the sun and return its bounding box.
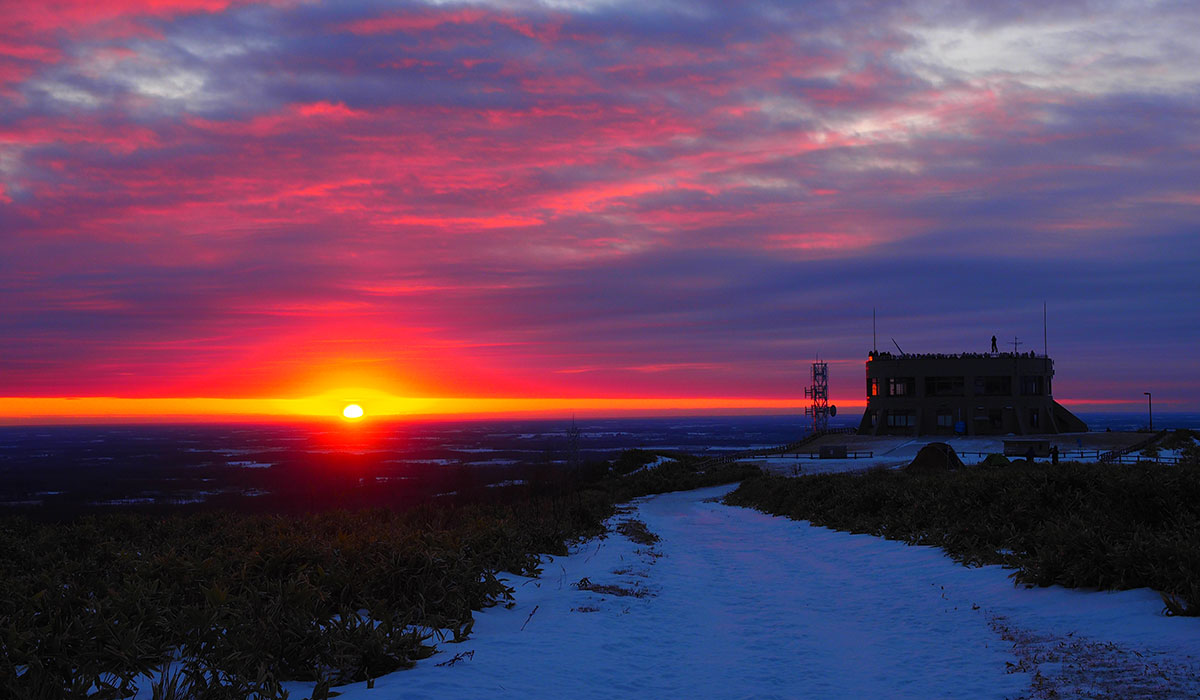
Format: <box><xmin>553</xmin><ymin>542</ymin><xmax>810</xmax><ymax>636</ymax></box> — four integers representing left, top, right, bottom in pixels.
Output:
<box><xmin>342</xmin><ymin>404</ymin><xmax>364</xmax><ymax>420</ymax></box>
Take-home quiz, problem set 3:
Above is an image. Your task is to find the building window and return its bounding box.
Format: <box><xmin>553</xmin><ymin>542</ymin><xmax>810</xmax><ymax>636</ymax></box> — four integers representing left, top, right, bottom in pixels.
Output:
<box><xmin>974</xmin><ymin>376</ymin><xmax>1012</xmax><ymax>396</ymax></box>
<box><xmin>936</xmin><ymin>411</ymin><xmax>954</xmax><ymax>428</ymax></box>
<box><xmin>1029</xmin><ymin>408</ymin><xmax>1040</xmax><ymax>429</ymax></box>
<box><xmin>867</xmin><ymin>377</ymin><xmax>879</xmax><ymax>397</ymax></box>
<box><xmin>926</xmin><ymin>376</ymin><xmax>965</xmax><ymax>397</ymax></box>
<box><xmin>1021</xmin><ymin>376</ymin><xmax>1045</xmax><ymax>395</ymax></box>
<box><xmin>887</xmin><ymin>411</ymin><xmax>914</xmax><ymax>427</ymax></box>
<box><xmin>887</xmin><ymin>377</ymin><xmax>915</xmax><ymax>397</ymax></box>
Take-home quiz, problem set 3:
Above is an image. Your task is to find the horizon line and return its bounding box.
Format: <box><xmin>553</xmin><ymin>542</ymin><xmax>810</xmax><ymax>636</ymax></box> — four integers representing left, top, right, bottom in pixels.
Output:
<box><xmin>0</xmin><ymin>394</ymin><xmax>1176</xmax><ymax>425</ymax></box>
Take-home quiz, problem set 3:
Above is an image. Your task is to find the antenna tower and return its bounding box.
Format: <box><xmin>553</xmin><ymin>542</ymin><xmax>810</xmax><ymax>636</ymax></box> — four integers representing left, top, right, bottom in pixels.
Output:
<box><xmin>566</xmin><ymin>415</ymin><xmax>581</xmax><ymax>470</ymax></box>
<box><xmin>804</xmin><ymin>359</ymin><xmax>834</xmax><ymax>433</ymax></box>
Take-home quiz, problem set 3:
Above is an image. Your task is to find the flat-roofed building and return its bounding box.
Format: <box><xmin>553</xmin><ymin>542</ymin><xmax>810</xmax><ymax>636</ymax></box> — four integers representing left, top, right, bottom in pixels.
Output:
<box><xmin>857</xmin><ymin>351</ymin><xmax>1088</xmax><ymax>436</ymax></box>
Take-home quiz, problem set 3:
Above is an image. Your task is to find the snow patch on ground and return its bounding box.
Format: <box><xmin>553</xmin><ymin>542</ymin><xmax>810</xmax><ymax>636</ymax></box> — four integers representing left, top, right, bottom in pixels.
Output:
<box><xmin>622</xmin><ymin>454</ymin><xmax>676</xmax><ymax>475</ymax></box>
<box><xmin>92</xmin><ymin>497</ymin><xmax>157</xmax><ymax>506</ymax></box>
<box><xmin>745</xmin><ymin>433</ymin><xmax>1165</xmax><ymax>476</ymax></box>
<box><xmin>295</xmin><ymin>486</ymin><xmax>1200</xmax><ymax>699</ymax></box>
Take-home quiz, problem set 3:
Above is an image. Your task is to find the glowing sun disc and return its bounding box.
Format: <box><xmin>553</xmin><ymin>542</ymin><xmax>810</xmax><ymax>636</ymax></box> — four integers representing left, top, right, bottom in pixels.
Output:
<box><xmin>342</xmin><ymin>404</ymin><xmax>364</xmax><ymax>419</ymax></box>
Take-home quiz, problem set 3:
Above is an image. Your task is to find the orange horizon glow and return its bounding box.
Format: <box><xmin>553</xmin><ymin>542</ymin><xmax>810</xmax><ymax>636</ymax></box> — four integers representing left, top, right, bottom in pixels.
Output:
<box><xmin>0</xmin><ymin>393</ymin><xmax>1166</xmax><ymax>426</ymax></box>
<box><xmin>0</xmin><ymin>393</ymin><xmax>863</xmax><ymax>424</ymax></box>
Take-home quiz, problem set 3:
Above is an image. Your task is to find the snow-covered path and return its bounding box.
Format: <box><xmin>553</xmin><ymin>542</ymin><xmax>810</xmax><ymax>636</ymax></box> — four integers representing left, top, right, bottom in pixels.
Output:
<box><xmin>317</xmin><ymin>486</ymin><xmax>1200</xmax><ymax>699</ymax></box>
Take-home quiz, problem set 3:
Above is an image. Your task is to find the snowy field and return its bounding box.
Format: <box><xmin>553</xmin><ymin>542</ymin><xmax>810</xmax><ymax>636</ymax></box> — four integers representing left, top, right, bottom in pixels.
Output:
<box><xmin>745</xmin><ymin>433</ymin><xmax>1158</xmax><ymax>476</ymax></box>
<box><xmin>294</xmin><ymin>486</ymin><xmax>1200</xmax><ymax>699</ymax></box>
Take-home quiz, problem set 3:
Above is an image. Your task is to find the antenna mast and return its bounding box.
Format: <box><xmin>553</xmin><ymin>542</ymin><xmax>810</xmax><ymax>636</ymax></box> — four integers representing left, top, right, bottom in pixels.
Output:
<box><xmin>567</xmin><ymin>415</ymin><xmax>581</xmax><ymax>470</ymax></box>
<box><xmin>1043</xmin><ymin>302</ymin><xmax>1048</xmax><ymax>358</ymax></box>
<box><xmin>804</xmin><ymin>358</ymin><xmax>834</xmax><ymax>434</ymax></box>
<box><xmin>872</xmin><ymin>308</ymin><xmax>877</xmax><ymax>354</ymax></box>
<box><xmin>1043</xmin><ymin>301</ymin><xmax>1049</xmax><ymax>384</ymax></box>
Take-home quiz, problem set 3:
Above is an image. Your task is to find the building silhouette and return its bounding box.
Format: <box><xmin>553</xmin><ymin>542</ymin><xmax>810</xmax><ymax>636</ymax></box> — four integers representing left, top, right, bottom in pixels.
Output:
<box><xmin>857</xmin><ymin>351</ymin><xmax>1087</xmax><ymax>436</ymax></box>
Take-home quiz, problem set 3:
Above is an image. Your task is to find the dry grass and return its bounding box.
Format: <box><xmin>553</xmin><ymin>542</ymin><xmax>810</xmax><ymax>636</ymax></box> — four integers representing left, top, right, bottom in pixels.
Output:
<box><xmin>991</xmin><ymin>615</ymin><xmax>1199</xmax><ymax>699</ymax></box>
<box><xmin>615</xmin><ymin>518</ymin><xmax>660</xmax><ymax>545</ymax></box>
<box><xmin>727</xmin><ymin>464</ymin><xmax>1200</xmax><ymax>614</ymax></box>
<box><xmin>571</xmin><ymin>577</ymin><xmax>654</xmax><ymax>598</ymax></box>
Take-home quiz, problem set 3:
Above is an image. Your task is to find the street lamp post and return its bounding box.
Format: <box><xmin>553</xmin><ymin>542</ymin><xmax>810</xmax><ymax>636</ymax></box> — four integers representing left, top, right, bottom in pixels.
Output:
<box><xmin>1144</xmin><ymin>392</ymin><xmax>1153</xmax><ymax>431</ymax></box>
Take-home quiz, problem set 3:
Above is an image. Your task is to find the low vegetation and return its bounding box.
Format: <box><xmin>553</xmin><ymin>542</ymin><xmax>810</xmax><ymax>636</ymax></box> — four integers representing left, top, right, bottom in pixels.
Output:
<box><xmin>615</xmin><ymin>518</ymin><xmax>660</xmax><ymax>546</ymax></box>
<box><xmin>1160</xmin><ymin>428</ymin><xmax>1200</xmax><ymax>461</ymax></box>
<box><xmin>571</xmin><ymin>576</ymin><xmax>653</xmax><ymax>598</ymax></box>
<box><xmin>726</xmin><ymin>461</ymin><xmax>1200</xmax><ymax>616</ymax></box>
<box><xmin>0</xmin><ymin>454</ymin><xmax>755</xmax><ymax>699</ymax></box>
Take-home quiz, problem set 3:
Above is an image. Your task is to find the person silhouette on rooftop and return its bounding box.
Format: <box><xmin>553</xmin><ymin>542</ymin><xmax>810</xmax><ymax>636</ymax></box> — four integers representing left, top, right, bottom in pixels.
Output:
<box><xmin>991</xmin><ymin>335</ymin><xmax>998</xmax><ymax>353</ymax></box>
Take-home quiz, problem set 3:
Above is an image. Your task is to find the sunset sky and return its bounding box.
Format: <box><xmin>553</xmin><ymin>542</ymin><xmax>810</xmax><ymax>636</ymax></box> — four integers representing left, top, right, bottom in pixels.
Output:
<box><xmin>2</xmin><ymin>0</ymin><xmax>1198</xmax><ymax>421</ymax></box>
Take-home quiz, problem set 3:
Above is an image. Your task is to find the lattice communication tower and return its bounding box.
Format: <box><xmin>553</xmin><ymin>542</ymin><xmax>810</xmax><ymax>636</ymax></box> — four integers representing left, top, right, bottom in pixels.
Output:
<box><xmin>804</xmin><ymin>360</ymin><xmax>836</xmax><ymax>433</ymax></box>
<box><xmin>566</xmin><ymin>416</ymin><xmax>581</xmax><ymax>470</ymax></box>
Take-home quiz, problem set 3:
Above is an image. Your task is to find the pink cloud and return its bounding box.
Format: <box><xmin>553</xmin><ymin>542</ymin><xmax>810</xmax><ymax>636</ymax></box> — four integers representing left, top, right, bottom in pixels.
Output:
<box><xmin>339</xmin><ymin>8</ymin><xmax>554</xmax><ymax>42</ymax></box>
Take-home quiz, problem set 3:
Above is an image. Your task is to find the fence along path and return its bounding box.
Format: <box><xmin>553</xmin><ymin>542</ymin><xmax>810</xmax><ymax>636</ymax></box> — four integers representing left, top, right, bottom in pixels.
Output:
<box><xmin>693</xmin><ymin>428</ymin><xmax>1181</xmax><ymax>470</ymax></box>
<box><xmin>1099</xmin><ymin>430</ymin><xmax>1166</xmax><ymax>464</ymax></box>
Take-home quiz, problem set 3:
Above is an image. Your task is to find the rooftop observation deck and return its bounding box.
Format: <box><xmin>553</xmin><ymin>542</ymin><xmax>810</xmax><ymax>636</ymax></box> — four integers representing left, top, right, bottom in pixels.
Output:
<box><xmin>868</xmin><ymin>351</ymin><xmax>1048</xmax><ymax>361</ymax></box>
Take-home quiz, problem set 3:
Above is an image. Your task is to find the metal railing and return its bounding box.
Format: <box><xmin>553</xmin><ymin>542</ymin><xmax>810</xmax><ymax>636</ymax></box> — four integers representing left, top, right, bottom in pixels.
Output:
<box><xmin>794</xmin><ymin>450</ymin><xmax>874</xmax><ymax>459</ymax></box>
<box><xmin>1099</xmin><ymin>430</ymin><xmax>1166</xmax><ymax>464</ymax></box>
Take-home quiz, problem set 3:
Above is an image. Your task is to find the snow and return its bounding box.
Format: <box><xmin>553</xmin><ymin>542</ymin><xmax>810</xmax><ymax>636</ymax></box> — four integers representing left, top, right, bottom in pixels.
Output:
<box><xmin>746</xmin><ymin>433</ymin><xmax>1170</xmax><ymax>476</ymax></box>
<box><xmin>622</xmin><ymin>454</ymin><xmax>676</xmax><ymax>475</ymax></box>
<box><xmin>92</xmin><ymin>497</ymin><xmax>157</xmax><ymax>506</ymax></box>
<box><xmin>299</xmin><ymin>486</ymin><xmax>1200</xmax><ymax>699</ymax></box>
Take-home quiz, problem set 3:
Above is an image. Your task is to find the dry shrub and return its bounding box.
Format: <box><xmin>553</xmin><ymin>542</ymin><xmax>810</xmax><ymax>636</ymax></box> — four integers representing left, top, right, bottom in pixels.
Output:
<box><xmin>726</xmin><ymin>462</ymin><xmax>1200</xmax><ymax>616</ymax></box>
